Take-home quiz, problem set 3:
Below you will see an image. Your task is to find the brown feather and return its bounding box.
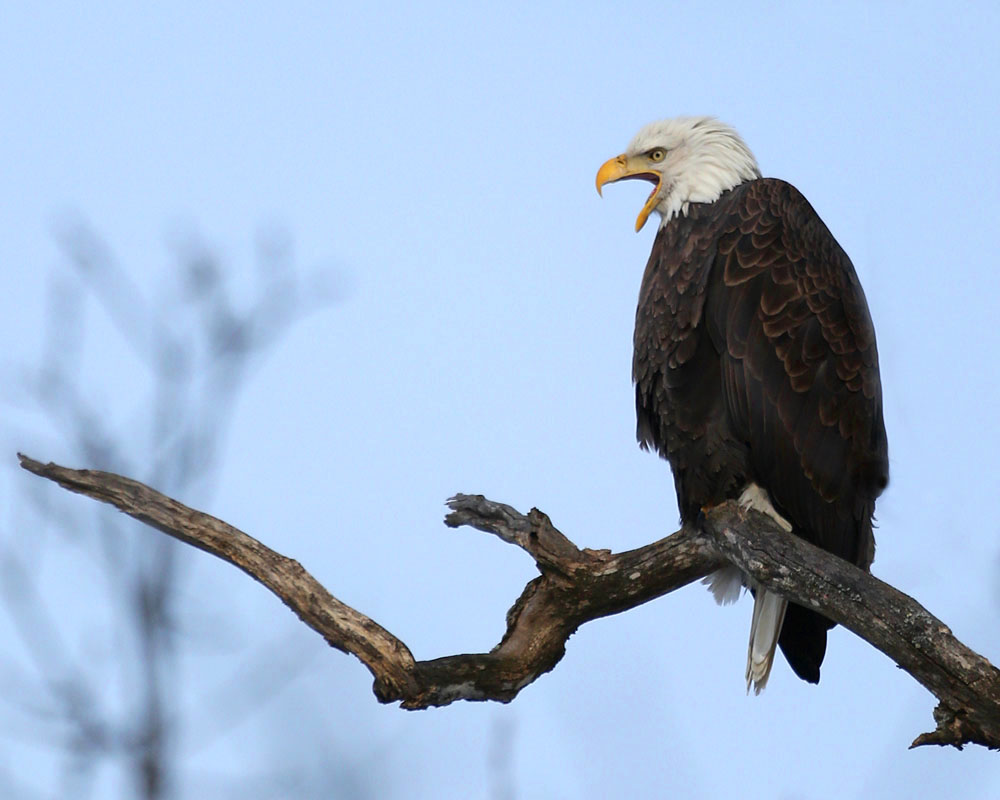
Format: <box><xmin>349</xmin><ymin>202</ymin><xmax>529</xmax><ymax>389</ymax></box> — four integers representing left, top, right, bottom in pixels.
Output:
<box><xmin>633</xmin><ymin>178</ymin><xmax>888</xmax><ymax>684</ymax></box>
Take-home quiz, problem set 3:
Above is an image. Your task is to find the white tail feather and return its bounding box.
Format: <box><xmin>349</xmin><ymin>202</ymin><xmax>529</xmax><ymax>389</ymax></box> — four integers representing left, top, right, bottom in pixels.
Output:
<box><xmin>746</xmin><ymin>589</ymin><xmax>787</xmax><ymax>694</ymax></box>
<box><xmin>702</xmin><ymin>566</ymin><xmax>744</xmax><ymax>605</ymax></box>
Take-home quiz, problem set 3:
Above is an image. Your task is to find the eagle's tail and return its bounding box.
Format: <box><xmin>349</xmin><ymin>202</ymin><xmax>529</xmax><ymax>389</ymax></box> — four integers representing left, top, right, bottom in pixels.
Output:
<box><xmin>746</xmin><ymin>588</ymin><xmax>787</xmax><ymax>694</ymax></box>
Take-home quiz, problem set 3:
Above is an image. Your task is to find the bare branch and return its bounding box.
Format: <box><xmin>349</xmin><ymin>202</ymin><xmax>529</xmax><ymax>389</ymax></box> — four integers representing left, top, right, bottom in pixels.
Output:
<box><xmin>705</xmin><ymin>512</ymin><xmax>1000</xmax><ymax>750</ymax></box>
<box><xmin>14</xmin><ymin>455</ymin><xmax>419</xmax><ymax>702</ymax></box>
<box><xmin>17</xmin><ymin>455</ymin><xmax>1000</xmax><ymax>750</ymax></box>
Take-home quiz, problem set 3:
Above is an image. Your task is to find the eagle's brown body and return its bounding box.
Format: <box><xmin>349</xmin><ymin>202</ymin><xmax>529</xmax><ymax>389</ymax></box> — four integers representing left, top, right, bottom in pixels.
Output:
<box><xmin>633</xmin><ymin>178</ymin><xmax>889</xmax><ymax>682</ymax></box>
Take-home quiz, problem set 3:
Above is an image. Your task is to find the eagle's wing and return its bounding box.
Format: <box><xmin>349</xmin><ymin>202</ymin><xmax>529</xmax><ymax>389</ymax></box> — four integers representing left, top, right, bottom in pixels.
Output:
<box><xmin>706</xmin><ymin>179</ymin><xmax>889</xmax><ymax>682</ymax></box>
<box><xmin>706</xmin><ymin>178</ymin><xmax>888</xmax><ymax>563</ymax></box>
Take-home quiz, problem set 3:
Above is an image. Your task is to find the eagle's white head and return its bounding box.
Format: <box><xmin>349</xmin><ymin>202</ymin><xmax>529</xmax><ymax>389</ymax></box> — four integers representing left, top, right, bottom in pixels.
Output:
<box><xmin>596</xmin><ymin>117</ymin><xmax>761</xmax><ymax>231</ymax></box>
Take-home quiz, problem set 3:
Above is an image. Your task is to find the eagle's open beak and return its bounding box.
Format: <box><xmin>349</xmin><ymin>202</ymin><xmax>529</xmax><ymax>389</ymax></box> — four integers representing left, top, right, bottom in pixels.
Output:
<box><xmin>595</xmin><ymin>154</ymin><xmax>663</xmax><ymax>233</ymax></box>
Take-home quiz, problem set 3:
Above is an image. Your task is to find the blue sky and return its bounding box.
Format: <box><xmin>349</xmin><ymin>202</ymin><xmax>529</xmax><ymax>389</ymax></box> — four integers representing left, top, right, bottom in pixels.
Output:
<box><xmin>2</xmin><ymin>2</ymin><xmax>1000</xmax><ymax>798</ymax></box>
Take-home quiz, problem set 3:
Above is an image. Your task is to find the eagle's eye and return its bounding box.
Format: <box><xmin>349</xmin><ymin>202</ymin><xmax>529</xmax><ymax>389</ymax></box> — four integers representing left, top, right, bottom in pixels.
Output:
<box><xmin>648</xmin><ymin>148</ymin><xmax>667</xmax><ymax>162</ymax></box>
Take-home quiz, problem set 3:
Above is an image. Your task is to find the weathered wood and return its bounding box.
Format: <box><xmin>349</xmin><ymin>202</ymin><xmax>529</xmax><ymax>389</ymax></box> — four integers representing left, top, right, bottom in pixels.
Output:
<box><xmin>17</xmin><ymin>454</ymin><xmax>1000</xmax><ymax>749</ymax></box>
<box><xmin>706</xmin><ymin>510</ymin><xmax>1000</xmax><ymax>749</ymax></box>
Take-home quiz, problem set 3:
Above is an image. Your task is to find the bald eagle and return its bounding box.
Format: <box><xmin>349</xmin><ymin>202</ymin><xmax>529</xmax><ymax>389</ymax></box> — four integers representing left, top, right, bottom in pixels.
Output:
<box><xmin>596</xmin><ymin>117</ymin><xmax>888</xmax><ymax>692</ymax></box>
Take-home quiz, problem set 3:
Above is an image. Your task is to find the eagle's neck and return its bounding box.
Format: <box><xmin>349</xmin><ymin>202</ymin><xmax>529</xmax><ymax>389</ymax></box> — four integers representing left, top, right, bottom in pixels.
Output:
<box><xmin>658</xmin><ymin>140</ymin><xmax>761</xmax><ymax>226</ymax></box>
<box><xmin>658</xmin><ymin>182</ymin><xmax>751</xmax><ymax>237</ymax></box>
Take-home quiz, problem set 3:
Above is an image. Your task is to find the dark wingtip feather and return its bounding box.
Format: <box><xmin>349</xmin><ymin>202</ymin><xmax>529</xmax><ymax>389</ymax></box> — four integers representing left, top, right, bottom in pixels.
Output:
<box><xmin>778</xmin><ymin>604</ymin><xmax>831</xmax><ymax>684</ymax></box>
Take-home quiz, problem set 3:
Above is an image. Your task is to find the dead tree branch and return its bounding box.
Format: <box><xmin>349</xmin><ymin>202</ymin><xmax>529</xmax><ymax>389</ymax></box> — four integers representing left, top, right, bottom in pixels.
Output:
<box><xmin>17</xmin><ymin>454</ymin><xmax>1000</xmax><ymax>751</ymax></box>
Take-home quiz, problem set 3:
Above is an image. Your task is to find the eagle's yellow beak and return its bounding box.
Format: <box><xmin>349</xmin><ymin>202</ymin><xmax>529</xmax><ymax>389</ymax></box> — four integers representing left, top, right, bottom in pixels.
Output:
<box><xmin>595</xmin><ymin>154</ymin><xmax>663</xmax><ymax>233</ymax></box>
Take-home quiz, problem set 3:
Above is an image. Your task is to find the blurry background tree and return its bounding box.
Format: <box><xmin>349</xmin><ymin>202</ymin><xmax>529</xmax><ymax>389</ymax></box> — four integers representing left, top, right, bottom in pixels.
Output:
<box><xmin>0</xmin><ymin>222</ymin><xmax>386</xmax><ymax>799</ymax></box>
